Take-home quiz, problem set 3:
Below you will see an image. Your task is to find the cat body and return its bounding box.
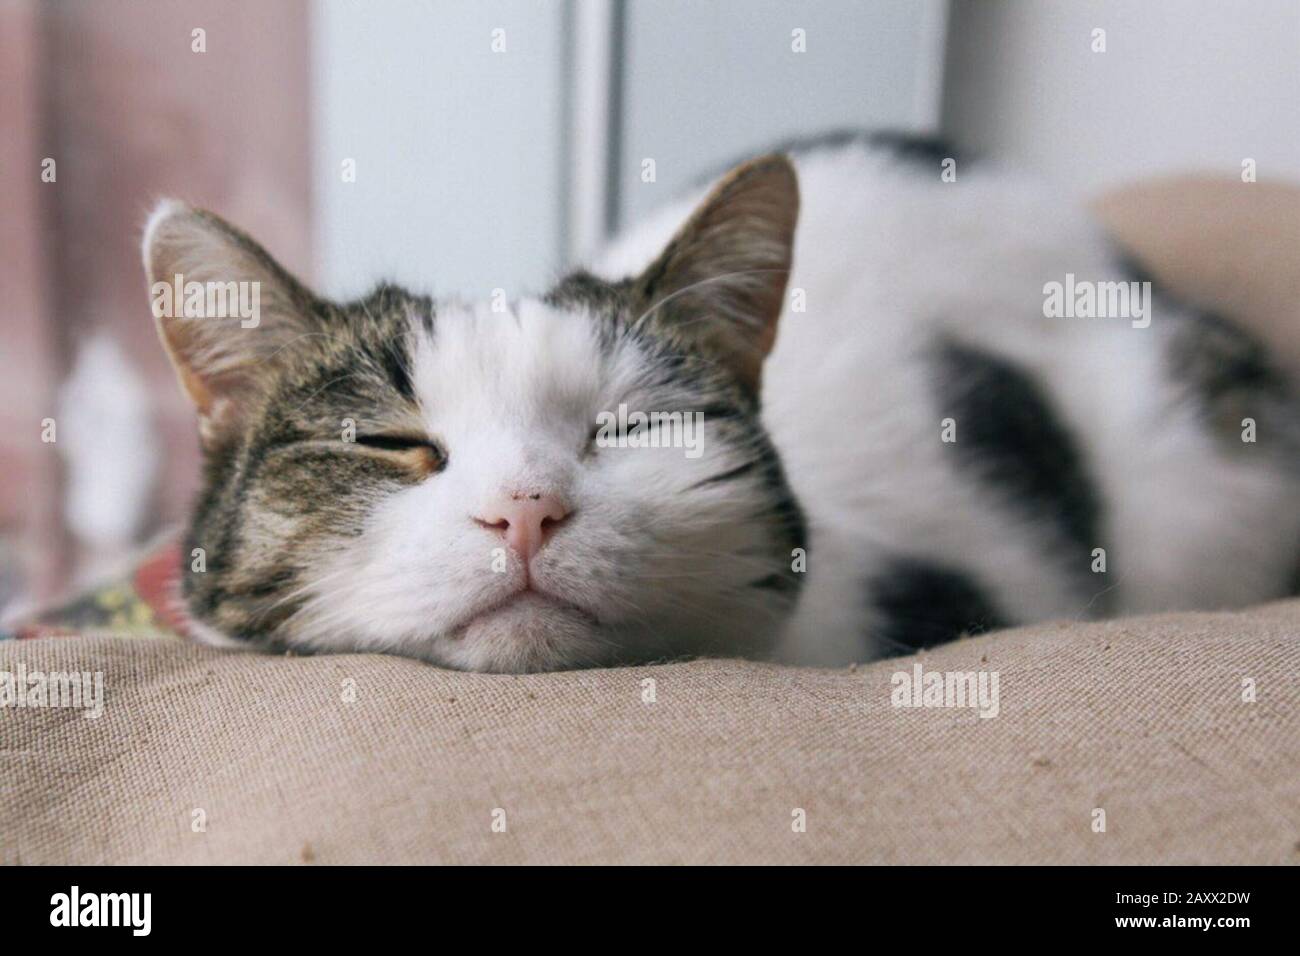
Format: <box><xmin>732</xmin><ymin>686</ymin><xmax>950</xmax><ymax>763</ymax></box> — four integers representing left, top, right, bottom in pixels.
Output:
<box><xmin>599</xmin><ymin>135</ymin><xmax>1300</xmax><ymax>663</ymax></box>
<box><xmin>141</xmin><ymin>133</ymin><xmax>1299</xmax><ymax>671</ymax></box>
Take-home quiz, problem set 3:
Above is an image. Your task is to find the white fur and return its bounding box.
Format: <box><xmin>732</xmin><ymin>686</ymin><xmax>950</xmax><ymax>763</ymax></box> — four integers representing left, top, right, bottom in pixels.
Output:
<box><xmin>599</xmin><ymin>144</ymin><xmax>1300</xmax><ymax>665</ymax></box>
<box><xmin>292</xmin><ymin>299</ymin><xmax>790</xmax><ymax>671</ymax></box>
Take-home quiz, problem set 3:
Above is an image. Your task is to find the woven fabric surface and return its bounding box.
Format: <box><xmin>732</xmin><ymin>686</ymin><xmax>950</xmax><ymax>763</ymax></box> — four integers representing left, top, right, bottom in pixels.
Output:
<box><xmin>2</xmin><ymin>600</ymin><xmax>1296</xmax><ymax>864</ymax></box>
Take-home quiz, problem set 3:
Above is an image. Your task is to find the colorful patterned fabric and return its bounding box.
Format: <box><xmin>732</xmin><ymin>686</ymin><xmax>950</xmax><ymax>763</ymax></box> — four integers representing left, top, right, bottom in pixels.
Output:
<box><xmin>2</xmin><ymin>542</ymin><xmax>190</xmax><ymax>642</ymax></box>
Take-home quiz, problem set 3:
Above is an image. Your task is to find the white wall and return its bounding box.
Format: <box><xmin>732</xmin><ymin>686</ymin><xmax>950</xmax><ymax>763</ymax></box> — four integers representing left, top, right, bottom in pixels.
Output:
<box><xmin>313</xmin><ymin>0</ymin><xmax>567</xmax><ymax>300</ymax></box>
<box><xmin>314</xmin><ymin>0</ymin><xmax>949</xmax><ymax>296</ymax></box>
<box><xmin>943</xmin><ymin>0</ymin><xmax>1300</xmax><ymax>195</ymax></box>
<box><xmin>313</xmin><ymin>1</ymin><xmax>1297</xmax><ymax>298</ymax></box>
<box><xmin>618</xmin><ymin>0</ymin><xmax>948</xmax><ymax>226</ymax></box>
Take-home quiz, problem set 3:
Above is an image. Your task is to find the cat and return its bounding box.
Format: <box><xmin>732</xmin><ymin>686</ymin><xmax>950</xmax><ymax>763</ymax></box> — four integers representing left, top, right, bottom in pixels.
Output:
<box><xmin>141</xmin><ymin>131</ymin><xmax>1300</xmax><ymax>672</ymax></box>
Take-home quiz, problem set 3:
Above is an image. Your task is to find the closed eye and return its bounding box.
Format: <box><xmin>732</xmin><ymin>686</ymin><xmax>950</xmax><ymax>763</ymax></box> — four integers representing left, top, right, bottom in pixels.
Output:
<box><xmin>355</xmin><ymin>434</ymin><xmax>432</xmax><ymax>452</ymax></box>
<box><xmin>354</xmin><ymin>434</ymin><xmax>448</xmax><ymax>473</ymax></box>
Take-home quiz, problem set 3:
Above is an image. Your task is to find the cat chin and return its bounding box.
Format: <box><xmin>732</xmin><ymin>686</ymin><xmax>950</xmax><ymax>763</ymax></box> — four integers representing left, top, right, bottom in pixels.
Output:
<box><xmin>436</xmin><ymin>592</ymin><xmax>609</xmax><ymax>673</ymax></box>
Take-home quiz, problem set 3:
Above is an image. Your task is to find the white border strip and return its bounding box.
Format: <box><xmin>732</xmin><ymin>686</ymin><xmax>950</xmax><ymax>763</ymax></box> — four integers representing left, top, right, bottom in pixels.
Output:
<box><xmin>913</xmin><ymin>0</ymin><xmax>951</xmax><ymax>130</ymax></box>
<box><xmin>566</xmin><ymin>0</ymin><xmax>618</xmax><ymax>264</ymax></box>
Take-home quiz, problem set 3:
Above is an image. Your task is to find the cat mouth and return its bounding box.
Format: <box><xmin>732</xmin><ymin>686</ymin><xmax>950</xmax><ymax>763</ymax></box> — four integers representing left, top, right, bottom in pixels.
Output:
<box><xmin>450</xmin><ymin>587</ymin><xmax>597</xmax><ymax>637</ymax></box>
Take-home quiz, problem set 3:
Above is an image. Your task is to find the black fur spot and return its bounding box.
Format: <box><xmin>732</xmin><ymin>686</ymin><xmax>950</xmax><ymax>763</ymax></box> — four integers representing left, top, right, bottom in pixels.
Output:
<box><xmin>1119</xmin><ymin>255</ymin><xmax>1298</xmax><ymax>459</ymax></box>
<box><xmin>1166</xmin><ymin>309</ymin><xmax>1292</xmax><ymax>439</ymax></box>
<box><xmin>869</xmin><ymin>556</ymin><xmax>1009</xmax><ymax>654</ymax></box>
<box><xmin>932</xmin><ymin>339</ymin><xmax>1103</xmax><ymax>566</ymax></box>
<box><xmin>781</xmin><ymin>128</ymin><xmax>967</xmax><ymax>167</ymax></box>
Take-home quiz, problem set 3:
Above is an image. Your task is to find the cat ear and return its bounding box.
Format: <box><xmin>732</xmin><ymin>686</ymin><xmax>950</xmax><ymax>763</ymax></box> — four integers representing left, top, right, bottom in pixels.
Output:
<box><xmin>634</xmin><ymin>154</ymin><xmax>799</xmax><ymax>393</ymax></box>
<box><xmin>143</xmin><ymin>200</ymin><xmax>319</xmax><ymax>446</ymax></box>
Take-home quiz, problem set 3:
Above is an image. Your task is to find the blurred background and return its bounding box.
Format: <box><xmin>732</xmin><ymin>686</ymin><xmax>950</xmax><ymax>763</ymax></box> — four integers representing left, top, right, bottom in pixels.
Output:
<box><xmin>1</xmin><ymin>0</ymin><xmax>1297</xmax><ymax>610</ymax></box>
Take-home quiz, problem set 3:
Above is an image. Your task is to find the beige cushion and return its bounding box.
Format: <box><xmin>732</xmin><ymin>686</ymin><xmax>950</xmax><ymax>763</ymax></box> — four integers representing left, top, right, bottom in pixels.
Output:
<box><xmin>2</xmin><ymin>600</ymin><xmax>1297</xmax><ymax>865</ymax></box>
<box><xmin>3</xmin><ymin>177</ymin><xmax>1297</xmax><ymax>865</ymax></box>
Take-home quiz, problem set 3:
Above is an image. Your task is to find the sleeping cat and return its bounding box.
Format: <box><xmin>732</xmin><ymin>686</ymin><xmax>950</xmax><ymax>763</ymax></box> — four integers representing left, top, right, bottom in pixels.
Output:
<box><xmin>142</xmin><ymin>132</ymin><xmax>1300</xmax><ymax>672</ymax></box>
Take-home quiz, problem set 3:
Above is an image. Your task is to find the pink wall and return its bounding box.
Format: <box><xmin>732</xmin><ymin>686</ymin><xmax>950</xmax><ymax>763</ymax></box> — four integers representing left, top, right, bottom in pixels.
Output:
<box><xmin>0</xmin><ymin>0</ymin><xmax>312</xmax><ymax>602</ymax></box>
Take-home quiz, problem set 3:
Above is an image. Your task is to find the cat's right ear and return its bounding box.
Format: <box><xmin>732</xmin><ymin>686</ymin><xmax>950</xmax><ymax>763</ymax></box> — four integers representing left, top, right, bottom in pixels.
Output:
<box><xmin>143</xmin><ymin>200</ymin><xmax>319</xmax><ymax>447</ymax></box>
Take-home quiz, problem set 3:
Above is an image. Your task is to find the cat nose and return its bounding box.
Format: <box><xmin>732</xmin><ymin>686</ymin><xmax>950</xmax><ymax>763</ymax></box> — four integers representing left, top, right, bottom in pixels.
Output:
<box><xmin>474</xmin><ymin>492</ymin><xmax>572</xmax><ymax>561</ymax></box>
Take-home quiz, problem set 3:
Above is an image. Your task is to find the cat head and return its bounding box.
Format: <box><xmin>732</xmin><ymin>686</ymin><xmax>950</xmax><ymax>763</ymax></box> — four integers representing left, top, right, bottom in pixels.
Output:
<box><xmin>144</xmin><ymin>155</ymin><xmax>805</xmax><ymax>672</ymax></box>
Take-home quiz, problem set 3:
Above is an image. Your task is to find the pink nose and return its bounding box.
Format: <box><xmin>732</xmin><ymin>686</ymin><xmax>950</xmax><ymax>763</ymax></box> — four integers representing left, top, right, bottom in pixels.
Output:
<box><xmin>474</xmin><ymin>492</ymin><xmax>571</xmax><ymax>561</ymax></box>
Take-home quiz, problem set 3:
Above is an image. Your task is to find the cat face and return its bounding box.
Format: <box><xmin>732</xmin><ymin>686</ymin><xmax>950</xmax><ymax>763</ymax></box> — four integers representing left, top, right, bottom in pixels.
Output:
<box><xmin>144</xmin><ymin>156</ymin><xmax>804</xmax><ymax>672</ymax></box>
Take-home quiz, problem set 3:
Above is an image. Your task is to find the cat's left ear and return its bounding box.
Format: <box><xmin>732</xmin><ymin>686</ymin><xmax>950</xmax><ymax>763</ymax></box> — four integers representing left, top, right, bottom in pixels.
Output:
<box><xmin>634</xmin><ymin>154</ymin><xmax>799</xmax><ymax>394</ymax></box>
